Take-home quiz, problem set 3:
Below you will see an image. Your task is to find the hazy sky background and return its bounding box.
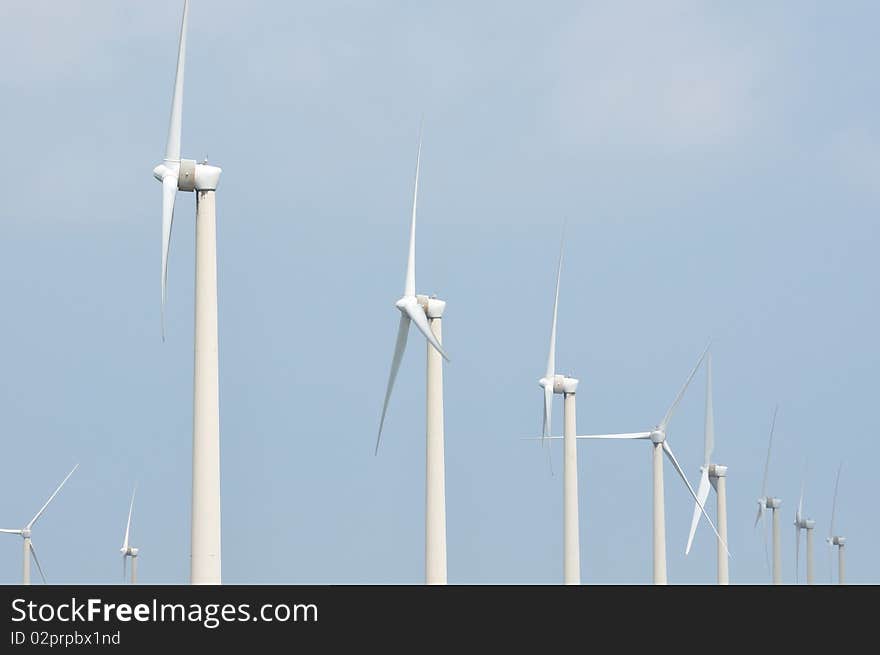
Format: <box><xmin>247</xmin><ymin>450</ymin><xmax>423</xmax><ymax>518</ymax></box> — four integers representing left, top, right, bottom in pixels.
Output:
<box><xmin>0</xmin><ymin>0</ymin><xmax>877</xmax><ymax>584</ymax></box>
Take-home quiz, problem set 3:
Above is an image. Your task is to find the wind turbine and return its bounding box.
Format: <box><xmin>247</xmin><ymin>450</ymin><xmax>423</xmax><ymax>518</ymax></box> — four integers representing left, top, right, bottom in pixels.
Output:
<box><xmin>534</xmin><ymin>228</ymin><xmax>582</xmax><ymax>585</ymax></box>
<box><xmin>826</xmin><ymin>463</ymin><xmax>845</xmax><ymax>584</ymax></box>
<box><xmin>0</xmin><ymin>464</ymin><xmax>78</xmax><ymax>585</ymax></box>
<box><xmin>684</xmin><ymin>350</ymin><xmax>729</xmax><ymax>584</ymax></box>
<box><xmin>152</xmin><ymin>0</ymin><xmax>224</xmax><ymax>584</ymax></box>
<box><xmin>120</xmin><ymin>488</ymin><xmax>139</xmax><ymax>584</ymax></box>
<box><xmin>793</xmin><ymin>478</ymin><xmax>816</xmax><ymax>584</ymax></box>
<box><xmin>578</xmin><ymin>346</ymin><xmax>726</xmax><ymax>584</ymax></box>
<box><xmin>755</xmin><ymin>406</ymin><xmax>782</xmax><ymax>584</ymax></box>
<box><xmin>539</xmin><ymin>346</ymin><xmax>726</xmax><ymax>584</ymax></box>
<box><xmin>375</xmin><ymin>128</ymin><xmax>451</xmax><ymax>585</ymax></box>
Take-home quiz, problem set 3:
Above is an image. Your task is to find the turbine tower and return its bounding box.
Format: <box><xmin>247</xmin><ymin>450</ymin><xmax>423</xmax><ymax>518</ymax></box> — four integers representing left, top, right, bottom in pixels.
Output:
<box><xmin>755</xmin><ymin>406</ymin><xmax>782</xmax><ymax>584</ymax></box>
<box><xmin>120</xmin><ymin>488</ymin><xmax>139</xmax><ymax>584</ymax></box>
<box><xmin>375</xmin><ymin>128</ymin><xmax>451</xmax><ymax>585</ymax></box>
<box><xmin>684</xmin><ymin>350</ymin><xmax>730</xmax><ymax>584</ymax></box>
<box><xmin>0</xmin><ymin>464</ymin><xmax>78</xmax><ymax>585</ymax></box>
<box><xmin>827</xmin><ymin>463</ymin><xmax>845</xmax><ymax>584</ymax></box>
<box><xmin>793</xmin><ymin>479</ymin><xmax>815</xmax><ymax>584</ymax></box>
<box><xmin>152</xmin><ymin>0</ymin><xmax>224</xmax><ymax>584</ymax></box>
<box><xmin>535</xmin><ymin>228</ymin><xmax>581</xmax><ymax>585</ymax></box>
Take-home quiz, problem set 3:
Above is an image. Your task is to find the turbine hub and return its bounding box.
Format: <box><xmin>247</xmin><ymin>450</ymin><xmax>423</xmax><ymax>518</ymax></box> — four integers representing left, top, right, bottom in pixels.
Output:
<box><xmin>177</xmin><ymin>158</ymin><xmax>197</xmax><ymax>191</ymax></box>
<box><xmin>20</xmin><ymin>529</ymin><xmax>31</xmax><ymax>538</ymax></box>
<box><xmin>649</xmin><ymin>429</ymin><xmax>665</xmax><ymax>444</ymax></box>
<box><xmin>153</xmin><ymin>161</ymin><xmax>180</xmax><ymax>182</ymax></box>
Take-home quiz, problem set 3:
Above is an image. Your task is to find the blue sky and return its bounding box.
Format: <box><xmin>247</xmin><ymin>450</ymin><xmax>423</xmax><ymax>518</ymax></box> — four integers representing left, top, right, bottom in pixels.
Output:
<box><xmin>0</xmin><ymin>0</ymin><xmax>877</xmax><ymax>584</ymax></box>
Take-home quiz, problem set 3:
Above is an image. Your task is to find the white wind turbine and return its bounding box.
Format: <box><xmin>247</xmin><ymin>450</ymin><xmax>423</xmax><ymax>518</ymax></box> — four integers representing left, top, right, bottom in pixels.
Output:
<box><xmin>826</xmin><ymin>463</ymin><xmax>845</xmax><ymax>585</ymax></box>
<box><xmin>152</xmin><ymin>0</ymin><xmax>224</xmax><ymax>584</ymax></box>
<box><xmin>546</xmin><ymin>347</ymin><xmax>726</xmax><ymax>584</ymax></box>
<box><xmin>793</xmin><ymin>478</ymin><xmax>816</xmax><ymax>584</ymax></box>
<box><xmin>533</xmin><ymin>229</ymin><xmax>583</xmax><ymax>585</ymax></box>
<box><xmin>375</xmin><ymin>129</ymin><xmax>451</xmax><ymax>585</ymax></box>
<box><xmin>120</xmin><ymin>488</ymin><xmax>139</xmax><ymax>584</ymax></box>
<box><xmin>684</xmin><ymin>350</ymin><xmax>730</xmax><ymax>584</ymax></box>
<box><xmin>755</xmin><ymin>406</ymin><xmax>782</xmax><ymax>584</ymax></box>
<box><xmin>0</xmin><ymin>464</ymin><xmax>78</xmax><ymax>585</ymax></box>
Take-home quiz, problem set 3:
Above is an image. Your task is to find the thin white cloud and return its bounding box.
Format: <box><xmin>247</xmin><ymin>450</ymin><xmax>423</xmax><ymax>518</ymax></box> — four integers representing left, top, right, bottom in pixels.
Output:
<box><xmin>0</xmin><ymin>2</ymin><xmax>174</xmax><ymax>86</ymax></box>
<box><xmin>825</xmin><ymin>126</ymin><xmax>880</xmax><ymax>194</ymax></box>
<box><xmin>547</xmin><ymin>1</ymin><xmax>772</xmax><ymax>153</ymax></box>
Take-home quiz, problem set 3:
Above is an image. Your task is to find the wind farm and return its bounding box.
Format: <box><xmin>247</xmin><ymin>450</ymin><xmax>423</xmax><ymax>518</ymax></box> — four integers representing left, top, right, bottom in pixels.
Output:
<box><xmin>0</xmin><ymin>1</ymin><xmax>875</xmax><ymax>587</ymax></box>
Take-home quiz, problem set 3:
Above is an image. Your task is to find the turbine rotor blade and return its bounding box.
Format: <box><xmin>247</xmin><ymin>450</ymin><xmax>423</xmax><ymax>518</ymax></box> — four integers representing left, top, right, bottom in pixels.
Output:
<box><xmin>161</xmin><ymin>173</ymin><xmax>178</xmax><ymax>340</ymax></box>
<box><xmin>122</xmin><ymin>488</ymin><xmax>136</xmax><ymax>551</ymax></box>
<box><xmin>28</xmin><ymin>464</ymin><xmax>78</xmax><ymax>529</ymax></box>
<box><xmin>29</xmin><ymin>542</ymin><xmax>47</xmax><ymax>584</ymax></box>
<box><xmin>754</xmin><ymin>502</ymin><xmax>764</xmax><ymax>529</ymax></box>
<box><xmin>545</xmin><ymin>226</ymin><xmax>564</xmax><ymax>380</ymax></box>
<box><xmin>523</xmin><ymin>434</ymin><xmax>652</xmax><ymax>441</ymax></box>
<box><xmin>164</xmin><ymin>0</ymin><xmax>189</xmax><ymax>162</ymax></box>
<box><xmin>375</xmin><ymin>314</ymin><xmax>411</xmax><ymax>454</ymax></box>
<box><xmin>577</xmin><ymin>432</ymin><xmax>653</xmax><ymax>440</ymax></box>
<box><xmin>542</xmin><ymin>384</ymin><xmax>553</xmax><ymax>441</ymax></box>
<box><xmin>797</xmin><ymin>479</ymin><xmax>804</xmax><ymax>524</ymax></box>
<box><xmin>0</xmin><ymin>529</ymin><xmax>23</xmax><ymax>534</ymax></box>
<box><xmin>403</xmin><ymin>128</ymin><xmax>421</xmax><ymax>298</ymax></box>
<box><xmin>544</xmin><ymin>438</ymin><xmax>555</xmax><ymax>478</ymax></box>
<box><xmin>660</xmin><ymin>343</ymin><xmax>710</xmax><ymax>430</ymax></box>
<box><xmin>662</xmin><ymin>441</ymin><xmax>729</xmax><ymax>556</ymax></box>
<box><xmin>403</xmin><ymin>300</ymin><xmax>448</xmax><ymax>361</ymax></box>
<box><xmin>685</xmin><ymin>468</ymin><xmax>712</xmax><ymax>555</ymax></box>
<box><xmin>760</xmin><ymin>405</ymin><xmax>778</xmax><ymax>498</ymax></box>
<box><xmin>703</xmin><ymin>351</ymin><xmax>714</xmax><ymax>466</ymax></box>
<box><xmin>829</xmin><ymin>462</ymin><xmax>842</xmax><ymax>539</ymax></box>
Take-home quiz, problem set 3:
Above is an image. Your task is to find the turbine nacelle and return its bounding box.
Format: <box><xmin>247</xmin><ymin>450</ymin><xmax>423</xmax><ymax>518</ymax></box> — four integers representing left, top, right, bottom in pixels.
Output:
<box><xmin>121</xmin><ymin>546</ymin><xmax>139</xmax><ymax>557</ymax></box>
<box><xmin>708</xmin><ymin>464</ymin><xmax>727</xmax><ymax>478</ymax></box>
<box><xmin>538</xmin><ymin>374</ymin><xmax>571</xmax><ymax>395</ymax></box>
<box><xmin>829</xmin><ymin>536</ymin><xmax>846</xmax><ymax>546</ymax></box>
<box><xmin>756</xmin><ymin>496</ymin><xmax>781</xmax><ymax>514</ymax></box>
<box><xmin>20</xmin><ymin>529</ymin><xmax>31</xmax><ymax>539</ymax></box>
